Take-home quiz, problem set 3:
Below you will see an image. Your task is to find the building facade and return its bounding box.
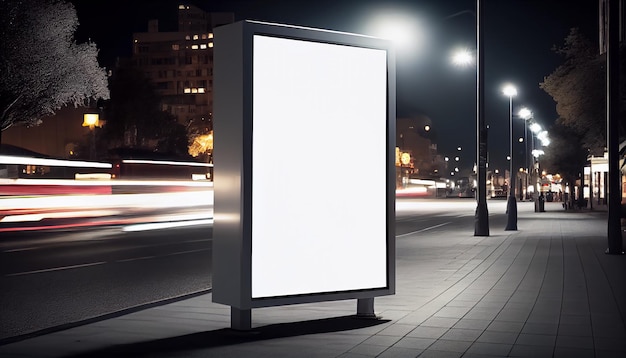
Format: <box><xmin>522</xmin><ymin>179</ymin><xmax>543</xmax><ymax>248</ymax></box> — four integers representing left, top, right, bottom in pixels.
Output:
<box><xmin>131</xmin><ymin>4</ymin><xmax>234</xmax><ymax>131</ymax></box>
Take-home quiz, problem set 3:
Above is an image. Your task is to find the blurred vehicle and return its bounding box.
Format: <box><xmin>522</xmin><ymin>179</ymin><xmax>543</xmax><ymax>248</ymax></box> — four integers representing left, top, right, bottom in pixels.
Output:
<box><xmin>107</xmin><ymin>148</ymin><xmax>212</xmax><ymax>181</ymax></box>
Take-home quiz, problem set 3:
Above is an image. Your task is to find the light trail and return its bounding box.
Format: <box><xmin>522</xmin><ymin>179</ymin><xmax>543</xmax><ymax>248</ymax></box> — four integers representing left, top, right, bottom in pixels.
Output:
<box><xmin>0</xmin><ymin>178</ymin><xmax>213</xmax><ymax>187</ymax></box>
<box><xmin>1</xmin><ymin>190</ymin><xmax>213</xmax><ymax>217</ymax></box>
<box><xmin>0</xmin><ymin>155</ymin><xmax>111</xmax><ymax>168</ymax></box>
<box><xmin>122</xmin><ymin>219</ymin><xmax>214</xmax><ymax>232</ymax></box>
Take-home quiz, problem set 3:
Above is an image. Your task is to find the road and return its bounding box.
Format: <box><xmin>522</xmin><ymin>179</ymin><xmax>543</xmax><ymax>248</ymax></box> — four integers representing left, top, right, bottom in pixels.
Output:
<box><xmin>0</xmin><ymin>197</ymin><xmax>510</xmax><ymax>343</ymax></box>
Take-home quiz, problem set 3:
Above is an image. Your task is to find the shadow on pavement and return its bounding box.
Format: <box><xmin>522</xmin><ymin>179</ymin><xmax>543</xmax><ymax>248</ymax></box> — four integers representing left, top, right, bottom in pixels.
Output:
<box><xmin>61</xmin><ymin>315</ymin><xmax>389</xmax><ymax>358</ymax></box>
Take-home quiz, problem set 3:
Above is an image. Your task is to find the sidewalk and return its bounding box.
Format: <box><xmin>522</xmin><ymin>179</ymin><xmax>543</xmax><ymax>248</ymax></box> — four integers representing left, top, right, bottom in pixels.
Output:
<box><xmin>1</xmin><ymin>202</ymin><xmax>625</xmax><ymax>358</ymax></box>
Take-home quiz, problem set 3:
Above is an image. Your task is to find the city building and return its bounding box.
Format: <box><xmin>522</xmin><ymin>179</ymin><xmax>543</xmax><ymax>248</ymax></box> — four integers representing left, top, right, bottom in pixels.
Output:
<box><xmin>131</xmin><ymin>4</ymin><xmax>234</xmax><ymax>131</ymax></box>
<box><xmin>395</xmin><ymin>116</ymin><xmax>444</xmax><ymax>182</ymax></box>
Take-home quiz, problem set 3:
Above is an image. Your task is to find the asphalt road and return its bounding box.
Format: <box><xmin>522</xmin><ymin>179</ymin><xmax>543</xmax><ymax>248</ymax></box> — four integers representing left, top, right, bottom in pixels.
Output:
<box><xmin>0</xmin><ymin>198</ymin><xmax>509</xmax><ymax>343</ymax></box>
<box><xmin>0</xmin><ymin>225</ymin><xmax>213</xmax><ymax>342</ymax></box>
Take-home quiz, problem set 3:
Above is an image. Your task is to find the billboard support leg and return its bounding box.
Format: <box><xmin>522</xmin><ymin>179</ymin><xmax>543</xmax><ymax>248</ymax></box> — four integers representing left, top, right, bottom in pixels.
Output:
<box><xmin>231</xmin><ymin>307</ymin><xmax>251</xmax><ymax>330</ymax></box>
<box><xmin>356</xmin><ymin>298</ymin><xmax>377</xmax><ymax>319</ymax></box>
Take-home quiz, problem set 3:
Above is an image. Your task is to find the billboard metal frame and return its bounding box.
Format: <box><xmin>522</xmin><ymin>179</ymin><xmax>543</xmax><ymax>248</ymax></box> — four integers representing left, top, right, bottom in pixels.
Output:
<box><xmin>213</xmin><ymin>20</ymin><xmax>396</xmax><ymax>330</ymax></box>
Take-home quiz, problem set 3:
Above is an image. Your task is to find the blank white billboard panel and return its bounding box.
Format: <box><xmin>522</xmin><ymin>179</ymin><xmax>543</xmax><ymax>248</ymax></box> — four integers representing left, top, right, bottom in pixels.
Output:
<box><xmin>251</xmin><ymin>35</ymin><xmax>388</xmax><ymax>298</ymax></box>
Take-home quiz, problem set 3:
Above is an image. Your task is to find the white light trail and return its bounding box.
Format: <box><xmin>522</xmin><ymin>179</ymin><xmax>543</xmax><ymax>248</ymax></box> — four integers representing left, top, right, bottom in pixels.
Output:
<box><xmin>0</xmin><ymin>210</ymin><xmax>121</xmax><ymax>223</ymax></box>
<box><xmin>0</xmin><ymin>178</ymin><xmax>213</xmax><ymax>187</ymax></box>
<box><xmin>122</xmin><ymin>219</ymin><xmax>214</xmax><ymax>232</ymax></box>
<box><xmin>0</xmin><ymin>155</ymin><xmax>111</xmax><ymax>168</ymax></box>
<box><xmin>1</xmin><ymin>190</ymin><xmax>213</xmax><ymax>211</ymax></box>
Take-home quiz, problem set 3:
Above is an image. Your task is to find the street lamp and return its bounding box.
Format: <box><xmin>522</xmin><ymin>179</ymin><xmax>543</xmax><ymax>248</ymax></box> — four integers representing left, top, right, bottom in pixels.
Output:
<box><xmin>442</xmin><ymin>2</ymin><xmax>489</xmax><ymax>236</ymax></box>
<box><xmin>518</xmin><ymin>107</ymin><xmax>532</xmax><ymax>200</ymax></box>
<box><xmin>82</xmin><ymin>113</ymin><xmax>100</xmax><ymax>160</ymax></box>
<box><xmin>502</xmin><ymin>84</ymin><xmax>517</xmax><ymax>231</ymax></box>
<box><xmin>447</xmin><ymin>6</ymin><xmax>488</xmax><ymax>235</ymax></box>
<box><xmin>368</xmin><ymin>1</ymin><xmax>489</xmax><ymax>235</ymax></box>
<box><xmin>451</xmin><ymin>48</ymin><xmax>474</xmax><ymax>67</ymax></box>
<box><xmin>529</xmin><ymin>122</ymin><xmax>542</xmax><ymax>210</ymax></box>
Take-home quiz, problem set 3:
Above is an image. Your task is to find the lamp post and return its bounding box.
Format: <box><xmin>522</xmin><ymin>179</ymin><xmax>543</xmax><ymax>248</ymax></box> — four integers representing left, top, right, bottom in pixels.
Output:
<box><xmin>474</xmin><ymin>0</ymin><xmax>489</xmax><ymax>236</ymax></box>
<box><xmin>448</xmin><ymin>1</ymin><xmax>489</xmax><ymax>235</ymax></box>
<box><xmin>518</xmin><ymin>107</ymin><xmax>532</xmax><ymax>200</ymax></box>
<box><xmin>503</xmin><ymin>84</ymin><xmax>517</xmax><ymax>231</ymax></box>
<box><xmin>529</xmin><ymin>122</ymin><xmax>542</xmax><ymax>211</ymax></box>
<box><xmin>367</xmin><ymin>1</ymin><xmax>489</xmax><ymax>235</ymax></box>
<box><xmin>606</xmin><ymin>0</ymin><xmax>623</xmax><ymax>255</ymax></box>
<box><xmin>82</xmin><ymin>113</ymin><xmax>100</xmax><ymax>160</ymax></box>
<box><xmin>449</xmin><ymin>3</ymin><xmax>488</xmax><ymax>236</ymax></box>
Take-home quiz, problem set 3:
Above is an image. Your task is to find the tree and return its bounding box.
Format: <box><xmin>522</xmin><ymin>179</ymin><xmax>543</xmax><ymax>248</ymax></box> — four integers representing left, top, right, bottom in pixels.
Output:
<box><xmin>0</xmin><ymin>0</ymin><xmax>109</xmax><ymax>145</ymax></box>
<box><xmin>188</xmin><ymin>131</ymin><xmax>213</xmax><ymax>163</ymax></box>
<box><xmin>540</xmin><ymin>120</ymin><xmax>588</xmax><ymax>191</ymax></box>
<box><xmin>540</xmin><ymin>28</ymin><xmax>626</xmax><ymax>206</ymax></box>
<box><xmin>102</xmin><ymin>65</ymin><xmax>189</xmax><ymax>156</ymax></box>
<box><xmin>540</xmin><ymin>28</ymin><xmax>607</xmax><ymax>155</ymax></box>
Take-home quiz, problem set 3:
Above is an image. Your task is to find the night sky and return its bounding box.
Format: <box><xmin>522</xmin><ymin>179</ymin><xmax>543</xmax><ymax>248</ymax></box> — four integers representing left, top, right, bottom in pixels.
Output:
<box><xmin>70</xmin><ymin>0</ymin><xmax>598</xmax><ymax>173</ymax></box>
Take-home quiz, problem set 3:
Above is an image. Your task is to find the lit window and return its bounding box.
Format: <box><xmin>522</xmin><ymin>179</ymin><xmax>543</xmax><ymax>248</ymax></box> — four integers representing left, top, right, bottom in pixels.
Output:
<box><xmin>201</xmin><ymin>34</ymin><xmax>207</xmax><ymax>39</ymax></box>
<box><xmin>192</xmin><ymin>88</ymin><xmax>198</xmax><ymax>93</ymax></box>
<box><xmin>134</xmin><ymin>39</ymin><xmax>138</xmax><ymax>43</ymax></box>
<box><xmin>178</xmin><ymin>4</ymin><xmax>185</xmax><ymax>9</ymax></box>
<box><xmin>193</xmin><ymin>34</ymin><xmax>199</xmax><ymax>40</ymax></box>
<box><xmin>208</xmin><ymin>42</ymin><xmax>214</xmax><ymax>48</ymax></box>
<box><xmin>191</xmin><ymin>44</ymin><xmax>199</xmax><ymax>50</ymax></box>
<box><xmin>185</xmin><ymin>35</ymin><xmax>190</xmax><ymax>40</ymax></box>
<box><xmin>184</xmin><ymin>88</ymin><xmax>191</xmax><ymax>93</ymax></box>
<box><xmin>208</xmin><ymin>33</ymin><xmax>213</xmax><ymax>39</ymax></box>
<box><xmin>172</xmin><ymin>44</ymin><xmax>180</xmax><ymax>50</ymax></box>
<box><xmin>200</xmin><ymin>44</ymin><xmax>207</xmax><ymax>49</ymax></box>
<box><xmin>198</xmin><ymin>88</ymin><xmax>205</xmax><ymax>93</ymax></box>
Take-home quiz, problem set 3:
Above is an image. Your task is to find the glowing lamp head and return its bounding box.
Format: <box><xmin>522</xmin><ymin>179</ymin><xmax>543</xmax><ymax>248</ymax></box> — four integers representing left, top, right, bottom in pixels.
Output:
<box><xmin>451</xmin><ymin>48</ymin><xmax>473</xmax><ymax>67</ymax></box>
<box><xmin>518</xmin><ymin>107</ymin><xmax>532</xmax><ymax>120</ymax></box>
<box><xmin>400</xmin><ymin>152</ymin><xmax>411</xmax><ymax>165</ymax></box>
<box><xmin>82</xmin><ymin>113</ymin><xmax>100</xmax><ymax>128</ymax></box>
<box><xmin>502</xmin><ymin>84</ymin><xmax>517</xmax><ymax>97</ymax></box>
<box><xmin>537</xmin><ymin>130</ymin><xmax>550</xmax><ymax>146</ymax></box>
<box><xmin>529</xmin><ymin>122</ymin><xmax>542</xmax><ymax>134</ymax></box>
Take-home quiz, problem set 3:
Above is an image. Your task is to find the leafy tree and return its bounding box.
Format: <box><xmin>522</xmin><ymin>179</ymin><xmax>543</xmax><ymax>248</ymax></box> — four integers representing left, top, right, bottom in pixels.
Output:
<box><xmin>188</xmin><ymin>131</ymin><xmax>213</xmax><ymax>163</ymax></box>
<box><xmin>540</xmin><ymin>28</ymin><xmax>626</xmax><ymax>206</ymax></box>
<box><xmin>102</xmin><ymin>65</ymin><xmax>189</xmax><ymax>156</ymax></box>
<box><xmin>540</xmin><ymin>120</ymin><xmax>588</xmax><ymax>189</ymax></box>
<box><xmin>0</xmin><ymin>0</ymin><xmax>109</xmax><ymax>145</ymax></box>
<box><xmin>540</xmin><ymin>28</ymin><xmax>607</xmax><ymax>155</ymax></box>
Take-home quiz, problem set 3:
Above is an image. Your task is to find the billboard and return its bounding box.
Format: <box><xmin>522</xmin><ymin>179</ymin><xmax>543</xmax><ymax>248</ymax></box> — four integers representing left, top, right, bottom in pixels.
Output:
<box><xmin>213</xmin><ymin>20</ymin><xmax>395</xmax><ymax>310</ymax></box>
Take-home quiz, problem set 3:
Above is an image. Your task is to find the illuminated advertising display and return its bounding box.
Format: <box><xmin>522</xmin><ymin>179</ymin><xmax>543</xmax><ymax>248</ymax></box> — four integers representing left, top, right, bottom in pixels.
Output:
<box><xmin>213</xmin><ymin>20</ymin><xmax>395</xmax><ymax>313</ymax></box>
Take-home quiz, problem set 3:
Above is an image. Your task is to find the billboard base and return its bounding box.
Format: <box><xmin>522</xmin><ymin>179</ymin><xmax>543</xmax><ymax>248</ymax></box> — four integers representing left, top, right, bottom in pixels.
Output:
<box><xmin>228</xmin><ymin>298</ymin><xmax>379</xmax><ymax>330</ymax></box>
<box><xmin>231</xmin><ymin>307</ymin><xmax>252</xmax><ymax>331</ymax></box>
<box><xmin>356</xmin><ymin>298</ymin><xmax>378</xmax><ymax>319</ymax></box>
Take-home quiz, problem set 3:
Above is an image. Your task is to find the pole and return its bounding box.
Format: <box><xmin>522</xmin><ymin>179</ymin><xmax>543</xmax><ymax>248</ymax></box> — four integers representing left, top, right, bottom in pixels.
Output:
<box><xmin>474</xmin><ymin>0</ymin><xmax>489</xmax><ymax>236</ymax></box>
<box><xmin>524</xmin><ymin>119</ymin><xmax>530</xmax><ymax>199</ymax></box>
<box><xmin>606</xmin><ymin>0</ymin><xmax>623</xmax><ymax>254</ymax></box>
<box><xmin>532</xmin><ymin>134</ymin><xmax>539</xmax><ymax>212</ymax></box>
<box><xmin>90</xmin><ymin>127</ymin><xmax>96</xmax><ymax>160</ymax></box>
<box><xmin>505</xmin><ymin>95</ymin><xmax>517</xmax><ymax>230</ymax></box>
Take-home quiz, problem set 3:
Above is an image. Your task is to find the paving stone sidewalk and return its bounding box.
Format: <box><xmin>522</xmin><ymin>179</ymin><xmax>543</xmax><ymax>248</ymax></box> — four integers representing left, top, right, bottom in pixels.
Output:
<box><xmin>0</xmin><ymin>201</ymin><xmax>624</xmax><ymax>357</ymax></box>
